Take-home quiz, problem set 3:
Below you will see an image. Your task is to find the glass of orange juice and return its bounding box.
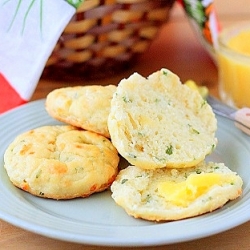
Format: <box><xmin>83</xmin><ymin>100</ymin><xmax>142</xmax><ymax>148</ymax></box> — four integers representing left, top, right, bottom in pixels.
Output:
<box><xmin>216</xmin><ymin>22</ymin><xmax>250</xmax><ymax>108</ymax></box>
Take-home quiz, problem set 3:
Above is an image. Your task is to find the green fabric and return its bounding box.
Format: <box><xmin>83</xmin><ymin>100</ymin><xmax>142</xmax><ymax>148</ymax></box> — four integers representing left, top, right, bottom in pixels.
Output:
<box><xmin>65</xmin><ymin>0</ymin><xmax>84</xmax><ymax>9</ymax></box>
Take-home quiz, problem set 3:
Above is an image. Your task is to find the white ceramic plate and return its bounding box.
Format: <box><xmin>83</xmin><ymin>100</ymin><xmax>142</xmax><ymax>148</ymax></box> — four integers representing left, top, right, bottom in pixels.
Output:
<box><xmin>0</xmin><ymin>100</ymin><xmax>250</xmax><ymax>247</ymax></box>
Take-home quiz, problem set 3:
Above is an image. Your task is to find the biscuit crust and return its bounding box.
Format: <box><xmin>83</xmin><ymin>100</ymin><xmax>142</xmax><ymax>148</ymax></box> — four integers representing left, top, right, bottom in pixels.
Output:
<box><xmin>46</xmin><ymin>85</ymin><xmax>116</xmax><ymax>138</ymax></box>
<box><xmin>111</xmin><ymin>162</ymin><xmax>243</xmax><ymax>221</ymax></box>
<box><xmin>4</xmin><ymin>125</ymin><xmax>119</xmax><ymax>199</ymax></box>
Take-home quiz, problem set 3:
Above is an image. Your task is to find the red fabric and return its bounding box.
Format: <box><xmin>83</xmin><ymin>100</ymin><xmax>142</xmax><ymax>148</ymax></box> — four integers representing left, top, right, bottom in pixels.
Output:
<box><xmin>0</xmin><ymin>73</ymin><xmax>26</xmax><ymax>114</ymax></box>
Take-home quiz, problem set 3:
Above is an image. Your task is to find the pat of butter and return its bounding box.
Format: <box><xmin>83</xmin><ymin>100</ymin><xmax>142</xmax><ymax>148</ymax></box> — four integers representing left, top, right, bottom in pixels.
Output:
<box><xmin>158</xmin><ymin>173</ymin><xmax>233</xmax><ymax>207</ymax></box>
<box><xmin>184</xmin><ymin>80</ymin><xmax>208</xmax><ymax>99</ymax></box>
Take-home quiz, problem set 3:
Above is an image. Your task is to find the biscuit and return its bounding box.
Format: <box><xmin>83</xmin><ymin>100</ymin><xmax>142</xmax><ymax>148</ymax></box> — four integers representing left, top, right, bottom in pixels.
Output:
<box><xmin>108</xmin><ymin>69</ymin><xmax>217</xmax><ymax>169</ymax></box>
<box><xmin>4</xmin><ymin>125</ymin><xmax>119</xmax><ymax>199</ymax></box>
<box><xmin>111</xmin><ymin>162</ymin><xmax>243</xmax><ymax>221</ymax></box>
<box><xmin>46</xmin><ymin>85</ymin><xmax>116</xmax><ymax>138</ymax></box>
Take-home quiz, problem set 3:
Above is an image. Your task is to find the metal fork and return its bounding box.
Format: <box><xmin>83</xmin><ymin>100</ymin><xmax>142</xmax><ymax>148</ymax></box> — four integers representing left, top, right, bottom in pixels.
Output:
<box><xmin>206</xmin><ymin>95</ymin><xmax>250</xmax><ymax>135</ymax></box>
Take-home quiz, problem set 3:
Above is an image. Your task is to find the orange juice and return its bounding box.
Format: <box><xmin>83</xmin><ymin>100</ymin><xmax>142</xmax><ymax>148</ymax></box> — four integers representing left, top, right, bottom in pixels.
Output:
<box><xmin>217</xmin><ymin>23</ymin><xmax>250</xmax><ymax>108</ymax></box>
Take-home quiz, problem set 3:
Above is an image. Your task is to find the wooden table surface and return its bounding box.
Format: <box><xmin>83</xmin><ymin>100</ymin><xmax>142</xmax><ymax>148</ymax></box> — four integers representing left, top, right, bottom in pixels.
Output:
<box><xmin>1</xmin><ymin>2</ymin><xmax>250</xmax><ymax>249</ymax></box>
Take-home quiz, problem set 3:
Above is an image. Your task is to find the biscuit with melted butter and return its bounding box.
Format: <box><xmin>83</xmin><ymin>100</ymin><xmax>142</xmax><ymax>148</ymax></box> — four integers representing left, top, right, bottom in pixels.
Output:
<box><xmin>111</xmin><ymin>162</ymin><xmax>243</xmax><ymax>221</ymax></box>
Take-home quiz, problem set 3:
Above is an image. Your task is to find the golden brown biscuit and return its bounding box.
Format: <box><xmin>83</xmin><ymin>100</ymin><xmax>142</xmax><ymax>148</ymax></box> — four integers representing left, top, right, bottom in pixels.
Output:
<box><xmin>4</xmin><ymin>125</ymin><xmax>119</xmax><ymax>199</ymax></box>
<box><xmin>108</xmin><ymin>69</ymin><xmax>217</xmax><ymax>169</ymax></box>
<box><xmin>111</xmin><ymin>162</ymin><xmax>243</xmax><ymax>221</ymax></box>
<box><xmin>45</xmin><ymin>85</ymin><xmax>116</xmax><ymax>138</ymax></box>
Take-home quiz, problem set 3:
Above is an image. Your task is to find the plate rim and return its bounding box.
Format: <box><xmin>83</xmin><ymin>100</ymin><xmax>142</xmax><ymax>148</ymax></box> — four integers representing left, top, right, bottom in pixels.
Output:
<box><xmin>0</xmin><ymin>99</ymin><xmax>250</xmax><ymax>247</ymax></box>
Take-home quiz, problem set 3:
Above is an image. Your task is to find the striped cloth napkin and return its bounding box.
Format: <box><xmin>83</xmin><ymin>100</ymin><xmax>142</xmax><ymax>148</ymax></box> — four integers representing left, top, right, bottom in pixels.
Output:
<box><xmin>0</xmin><ymin>0</ymin><xmax>218</xmax><ymax>114</ymax></box>
<box><xmin>0</xmin><ymin>0</ymin><xmax>82</xmax><ymax>114</ymax></box>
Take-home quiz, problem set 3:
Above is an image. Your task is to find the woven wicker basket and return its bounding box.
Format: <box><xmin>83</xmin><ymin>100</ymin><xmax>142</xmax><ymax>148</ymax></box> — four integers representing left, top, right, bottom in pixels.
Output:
<box><xmin>43</xmin><ymin>0</ymin><xmax>175</xmax><ymax>80</ymax></box>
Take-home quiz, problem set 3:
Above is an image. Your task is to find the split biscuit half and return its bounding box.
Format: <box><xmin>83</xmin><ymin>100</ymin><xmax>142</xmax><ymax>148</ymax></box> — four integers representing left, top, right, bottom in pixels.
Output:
<box><xmin>111</xmin><ymin>162</ymin><xmax>243</xmax><ymax>221</ymax></box>
<box><xmin>108</xmin><ymin>69</ymin><xmax>217</xmax><ymax>169</ymax></box>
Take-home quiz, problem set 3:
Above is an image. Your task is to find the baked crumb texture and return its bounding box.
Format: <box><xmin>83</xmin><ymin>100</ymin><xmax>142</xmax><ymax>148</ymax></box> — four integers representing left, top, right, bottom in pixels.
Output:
<box><xmin>108</xmin><ymin>68</ymin><xmax>217</xmax><ymax>169</ymax></box>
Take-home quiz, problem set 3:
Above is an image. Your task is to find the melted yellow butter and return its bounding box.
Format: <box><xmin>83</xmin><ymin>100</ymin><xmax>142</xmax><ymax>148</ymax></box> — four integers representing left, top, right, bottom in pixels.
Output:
<box><xmin>184</xmin><ymin>80</ymin><xmax>208</xmax><ymax>99</ymax></box>
<box><xmin>158</xmin><ymin>173</ymin><xmax>235</xmax><ymax>207</ymax></box>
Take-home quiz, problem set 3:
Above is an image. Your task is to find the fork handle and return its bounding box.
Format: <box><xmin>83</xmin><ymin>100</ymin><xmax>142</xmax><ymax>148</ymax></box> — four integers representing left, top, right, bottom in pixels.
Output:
<box><xmin>232</xmin><ymin>108</ymin><xmax>250</xmax><ymax>135</ymax></box>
